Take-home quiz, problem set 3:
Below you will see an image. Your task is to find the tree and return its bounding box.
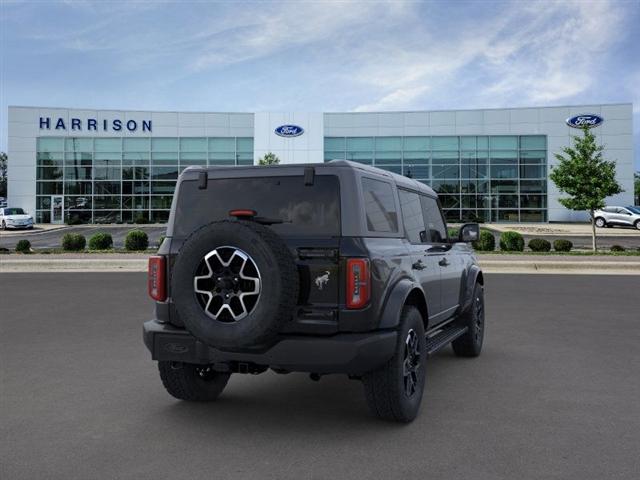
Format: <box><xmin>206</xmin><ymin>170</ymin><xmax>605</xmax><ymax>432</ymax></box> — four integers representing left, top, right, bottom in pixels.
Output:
<box><xmin>549</xmin><ymin>128</ymin><xmax>623</xmax><ymax>252</ymax></box>
<box><xmin>634</xmin><ymin>172</ymin><xmax>640</xmax><ymax>205</ymax></box>
<box><xmin>258</xmin><ymin>152</ymin><xmax>280</xmax><ymax>165</ymax></box>
<box><xmin>0</xmin><ymin>152</ymin><xmax>7</xmax><ymax>198</ymax></box>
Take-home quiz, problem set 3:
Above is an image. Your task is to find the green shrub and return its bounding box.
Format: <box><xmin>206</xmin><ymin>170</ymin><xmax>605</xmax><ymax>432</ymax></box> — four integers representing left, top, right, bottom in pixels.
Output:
<box><xmin>553</xmin><ymin>239</ymin><xmax>573</xmax><ymax>252</ymax></box>
<box><xmin>134</xmin><ymin>214</ymin><xmax>149</xmax><ymax>224</ymax></box>
<box><xmin>610</xmin><ymin>244</ymin><xmax>625</xmax><ymax>252</ymax></box>
<box><xmin>157</xmin><ymin>235</ymin><xmax>166</xmax><ymax>248</ymax></box>
<box><xmin>62</xmin><ymin>233</ymin><xmax>86</xmax><ymax>251</ymax></box>
<box><xmin>499</xmin><ymin>231</ymin><xmax>524</xmax><ymax>252</ymax></box>
<box><xmin>528</xmin><ymin>238</ymin><xmax>551</xmax><ymax>252</ymax></box>
<box><xmin>447</xmin><ymin>228</ymin><xmax>459</xmax><ymax>240</ymax></box>
<box><xmin>15</xmin><ymin>239</ymin><xmax>31</xmax><ymax>253</ymax></box>
<box><xmin>125</xmin><ymin>230</ymin><xmax>149</xmax><ymax>251</ymax></box>
<box><xmin>473</xmin><ymin>229</ymin><xmax>495</xmax><ymax>251</ymax></box>
<box><xmin>88</xmin><ymin>232</ymin><xmax>113</xmax><ymax>250</ymax></box>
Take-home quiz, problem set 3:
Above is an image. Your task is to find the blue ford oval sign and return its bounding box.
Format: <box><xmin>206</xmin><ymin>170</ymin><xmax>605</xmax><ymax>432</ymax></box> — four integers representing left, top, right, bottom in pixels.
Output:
<box><xmin>275</xmin><ymin>125</ymin><xmax>304</xmax><ymax>137</ymax></box>
<box><xmin>566</xmin><ymin>114</ymin><xmax>604</xmax><ymax>129</ymax></box>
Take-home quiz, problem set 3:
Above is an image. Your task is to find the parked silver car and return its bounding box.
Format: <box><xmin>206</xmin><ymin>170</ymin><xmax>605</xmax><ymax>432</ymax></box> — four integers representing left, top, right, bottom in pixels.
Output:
<box><xmin>0</xmin><ymin>207</ymin><xmax>35</xmax><ymax>230</ymax></box>
<box><xmin>594</xmin><ymin>206</ymin><xmax>640</xmax><ymax>229</ymax></box>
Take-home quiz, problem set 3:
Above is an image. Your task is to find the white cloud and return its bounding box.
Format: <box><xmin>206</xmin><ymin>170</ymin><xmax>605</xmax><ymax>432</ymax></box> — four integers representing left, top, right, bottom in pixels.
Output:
<box><xmin>190</xmin><ymin>1</ymin><xmax>411</xmax><ymax>71</ymax></box>
<box><xmin>480</xmin><ymin>0</ymin><xmax>623</xmax><ymax>104</ymax></box>
<box><xmin>351</xmin><ymin>0</ymin><xmax>633</xmax><ymax>111</ymax></box>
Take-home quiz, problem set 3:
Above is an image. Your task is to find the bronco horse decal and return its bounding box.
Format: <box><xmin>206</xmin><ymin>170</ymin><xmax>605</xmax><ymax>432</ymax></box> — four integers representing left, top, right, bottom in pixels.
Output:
<box><xmin>314</xmin><ymin>271</ymin><xmax>330</xmax><ymax>290</ymax></box>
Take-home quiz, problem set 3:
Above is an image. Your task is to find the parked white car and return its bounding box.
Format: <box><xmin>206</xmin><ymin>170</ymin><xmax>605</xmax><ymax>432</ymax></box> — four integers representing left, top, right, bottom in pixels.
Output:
<box><xmin>594</xmin><ymin>206</ymin><xmax>640</xmax><ymax>230</ymax></box>
<box><xmin>0</xmin><ymin>207</ymin><xmax>35</xmax><ymax>230</ymax></box>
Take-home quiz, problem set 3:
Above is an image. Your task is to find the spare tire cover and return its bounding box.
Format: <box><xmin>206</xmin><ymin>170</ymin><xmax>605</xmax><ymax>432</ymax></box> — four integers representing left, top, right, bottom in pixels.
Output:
<box><xmin>171</xmin><ymin>220</ymin><xmax>299</xmax><ymax>349</ymax></box>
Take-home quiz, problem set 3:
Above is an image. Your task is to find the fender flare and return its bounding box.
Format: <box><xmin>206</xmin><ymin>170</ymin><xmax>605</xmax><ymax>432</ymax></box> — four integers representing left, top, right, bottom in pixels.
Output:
<box><xmin>459</xmin><ymin>265</ymin><xmax>483</xmax><ymax>313</ymax></box>
<box><xmin>378</xmin><ymin>278</ymin><xmax>427</xmax><ymax>330</ymax></box>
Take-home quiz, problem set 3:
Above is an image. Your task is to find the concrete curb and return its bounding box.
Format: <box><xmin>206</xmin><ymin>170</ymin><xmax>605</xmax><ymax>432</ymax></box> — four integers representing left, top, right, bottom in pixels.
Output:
<box><xmin>2</xmin><ymin>257</ymin><xmax>639</xmax><ymax>275</ymax></box>
<box><xmin>480</xmin><ymin>260</ymin><xmax>640</xmax><ymax>275</ymax></box>
<box><xmin>0</xmin><ymin>258</ymin><xmax>147</xmax><ymax>273</ymax></box>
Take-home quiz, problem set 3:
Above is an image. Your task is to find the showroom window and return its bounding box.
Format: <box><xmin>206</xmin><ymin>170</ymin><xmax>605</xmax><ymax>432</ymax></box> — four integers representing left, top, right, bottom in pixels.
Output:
<box><xmin>325</xmin><ymin>135</ymin><xmax>547</xmax><ymax>222</ymax></box>
<box><xmin>35</xmin><ymin>136</ymin><xmax>253</xmax><ymax>224</ymax></box>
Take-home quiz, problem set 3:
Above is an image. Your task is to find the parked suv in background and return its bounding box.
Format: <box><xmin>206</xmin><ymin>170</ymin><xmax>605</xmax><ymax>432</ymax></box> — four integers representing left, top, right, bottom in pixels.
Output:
<box><xmin>0</xmin><ymin>207</ymin><xmax>34</xmax><ymax>230</ymax></box>
<box><xmin>594</xmin><ymin>206</ymin><xmax>640</xmax><ymax>229</ymax></box>
<box><xmin>143</xmin><ymin>161</ymin><xmax>485</xmax><ymax>422</ymax></box>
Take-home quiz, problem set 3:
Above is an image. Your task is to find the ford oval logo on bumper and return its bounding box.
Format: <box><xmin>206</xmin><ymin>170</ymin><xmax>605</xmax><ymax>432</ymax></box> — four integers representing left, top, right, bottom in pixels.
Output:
<box><xmin>163</xmin><ymin>342</ymin><xmax>189</xmax><ymax>354</ymax></box>
<box><xmin>275</xmin><ymin>125</ymin><xmax>304</xmax><ymax>137</ymax></box>
<box><xmin>566</xmin><ymin>114</ymin><xmax>604</xmax><ymax>129</ymax></box>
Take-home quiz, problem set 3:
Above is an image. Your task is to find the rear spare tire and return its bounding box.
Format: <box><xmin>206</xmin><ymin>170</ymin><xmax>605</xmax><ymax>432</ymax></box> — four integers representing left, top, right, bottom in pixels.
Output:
<box><xmin>171</xmin><ymin>220</ymin><xmax>298</xmax><ymax>349</ymax></box>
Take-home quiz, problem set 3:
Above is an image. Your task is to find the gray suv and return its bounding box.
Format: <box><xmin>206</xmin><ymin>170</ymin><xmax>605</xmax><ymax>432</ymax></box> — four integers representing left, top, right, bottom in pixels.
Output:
<box><xmin>594</xmin><ymin>206</ymin><xmax>640</xmax><ymax>229</ymax></box>
<box><xmin>143</xmin><ymin>161</ymin><xmax>485</xmax><ymax>422</ymax></box>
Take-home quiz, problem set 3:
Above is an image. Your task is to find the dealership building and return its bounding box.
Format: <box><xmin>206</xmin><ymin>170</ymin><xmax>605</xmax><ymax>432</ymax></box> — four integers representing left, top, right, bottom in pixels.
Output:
<box><xmin>6</xmin><ymin>103</ymin><xmax>634</xmax><ymax>224</ymax></box>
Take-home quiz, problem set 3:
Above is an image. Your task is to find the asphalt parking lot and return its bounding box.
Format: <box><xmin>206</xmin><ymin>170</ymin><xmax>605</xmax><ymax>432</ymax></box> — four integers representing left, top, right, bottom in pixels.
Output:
<box><xmin>2</xmin><ymin>273</ymin><xmax>639</xmax><ymax>479</ymax></box>
<box><xmin>0</xmin><ymin>225</ymin><xmax>167</xmax><ymax>249</ymax></box>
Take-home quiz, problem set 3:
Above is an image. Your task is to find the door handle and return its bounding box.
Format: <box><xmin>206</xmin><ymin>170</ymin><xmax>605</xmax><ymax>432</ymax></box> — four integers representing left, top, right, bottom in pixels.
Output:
<box><xmin>412</xmin><ymin>260</ymin><xmax>426</xmax><ymax>270</ymax></box>
<box><xmin>438</xmin><ymin>258</ymin><xmax>449</xmax><ymax>267</ymax></box>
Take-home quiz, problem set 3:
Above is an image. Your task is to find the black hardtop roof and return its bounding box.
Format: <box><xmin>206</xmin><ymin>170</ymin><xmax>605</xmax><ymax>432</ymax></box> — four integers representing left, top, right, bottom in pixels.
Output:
<box><xmin>184</xmin><ymin>160</ymin><xmax>436</xmax><ymax>196</ymax></box>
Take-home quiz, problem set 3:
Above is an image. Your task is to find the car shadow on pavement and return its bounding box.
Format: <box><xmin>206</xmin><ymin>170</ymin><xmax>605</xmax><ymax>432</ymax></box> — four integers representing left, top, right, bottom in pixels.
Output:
<box><xmin>147</xmin><ymin>353</ymin><xmax>460</xmax><ymax>433</ymax></box>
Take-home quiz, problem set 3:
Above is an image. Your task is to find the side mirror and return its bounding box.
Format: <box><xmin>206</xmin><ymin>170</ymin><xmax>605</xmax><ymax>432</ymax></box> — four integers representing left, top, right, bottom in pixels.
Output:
<box><xmin>458</xmin><ymin>223</ymin><xmax>479</xmax><ymax>243</ymax></box>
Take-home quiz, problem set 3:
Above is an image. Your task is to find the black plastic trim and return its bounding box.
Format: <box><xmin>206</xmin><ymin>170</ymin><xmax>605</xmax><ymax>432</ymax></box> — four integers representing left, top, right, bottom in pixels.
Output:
<box><xmin>143</xmin><ymin>319</ymin><xmax>397</xmax><ymax>375</ymax></box>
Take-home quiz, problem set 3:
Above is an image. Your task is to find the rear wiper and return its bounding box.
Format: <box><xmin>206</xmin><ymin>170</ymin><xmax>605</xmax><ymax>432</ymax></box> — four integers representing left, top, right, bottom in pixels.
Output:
<box><xmin>253</xmin><ymin>216</ymin><xmax>290</xmax><ymax>225</ymax></box>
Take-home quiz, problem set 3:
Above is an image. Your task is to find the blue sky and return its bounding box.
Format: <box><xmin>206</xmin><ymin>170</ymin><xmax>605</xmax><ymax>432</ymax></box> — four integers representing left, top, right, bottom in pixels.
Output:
<box><xmin>1</xmin><ymin>0</ymin><xmax>639</xmax><ymax>168</ymax></box>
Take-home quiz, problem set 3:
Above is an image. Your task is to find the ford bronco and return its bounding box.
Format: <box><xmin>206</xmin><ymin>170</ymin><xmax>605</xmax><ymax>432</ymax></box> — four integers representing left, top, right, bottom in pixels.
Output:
<box><xmin>143</xmin><ymin>160</ymin><xmax>485</xmax><ymax>422</ymax></box>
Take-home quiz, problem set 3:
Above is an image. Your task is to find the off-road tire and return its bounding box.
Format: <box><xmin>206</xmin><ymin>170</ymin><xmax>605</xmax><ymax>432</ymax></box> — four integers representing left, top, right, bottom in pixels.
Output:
<box><xmin>158</xmin><ymin>361</ymin><xmax>230</xmax><ymax>401</ymax></box>
<box><xmin>594</xmin><ymin>217</ymin><xmax>606</xmax><ymax>228</ymax></box>
<box><xmin>452</xmin><ymin>282</ymin><xmax>485</xmax><ymax>357</ymax></box>
<box><xmin>171</xmin><ymin>220</ymin><xmax>298</xmax><ymax>349</ymax></box>
<box><xmin>362</xmin><ymin>306</ymin><xmax>426</xmax><ymax>423</ymax></box>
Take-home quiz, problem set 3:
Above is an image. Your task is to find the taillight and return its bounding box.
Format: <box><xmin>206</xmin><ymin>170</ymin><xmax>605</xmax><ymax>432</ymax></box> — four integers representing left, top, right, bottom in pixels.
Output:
<box><xmin>148</xmin><ymin>256</ymin><xmax>167</xmax><ymax>302</ymax></box>
<box><xmin>346</xmin><ymin>258</ymin><xmax>370</xmax><ymax>309</ymax></box>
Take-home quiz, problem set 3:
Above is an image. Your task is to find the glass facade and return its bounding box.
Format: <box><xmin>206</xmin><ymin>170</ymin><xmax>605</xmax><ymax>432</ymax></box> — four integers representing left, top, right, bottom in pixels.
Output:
<box><xmin>324</xmin><ymin>135</ymin><xmax>547</xmax><ymax>222</ymax></box>
<box><xmin>35</xmin><ymin>136</ymin><xmax>253</xmax><ymax>223</ymax></box>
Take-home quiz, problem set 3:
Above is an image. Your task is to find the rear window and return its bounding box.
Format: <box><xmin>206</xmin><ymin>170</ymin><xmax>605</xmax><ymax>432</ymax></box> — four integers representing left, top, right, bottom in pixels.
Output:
<box><xmin>173</xmin><ymin>175</ymin><xmax>340</xmax><ymax>238</ymax></box>
<box><xmin>361</xmin><ymin>177</ymin><xmax>398</xmax><ymax>233</ymax></box>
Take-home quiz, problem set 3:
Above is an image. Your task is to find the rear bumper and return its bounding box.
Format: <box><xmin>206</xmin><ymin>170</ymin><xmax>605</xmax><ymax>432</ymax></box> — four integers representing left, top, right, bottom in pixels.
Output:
<box><xmin>143</xmin><ymin>319</ymin><xmax>397</xmax><ymax>375</ymax></box>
